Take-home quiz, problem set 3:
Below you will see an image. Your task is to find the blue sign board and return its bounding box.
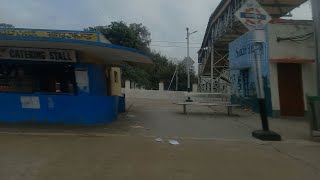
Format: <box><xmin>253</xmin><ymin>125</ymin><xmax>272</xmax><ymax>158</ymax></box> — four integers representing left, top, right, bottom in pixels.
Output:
<box><xmin>229</xmin><ymin>31</ymin><xmax>254</xmax><ymax>70</ymax></box>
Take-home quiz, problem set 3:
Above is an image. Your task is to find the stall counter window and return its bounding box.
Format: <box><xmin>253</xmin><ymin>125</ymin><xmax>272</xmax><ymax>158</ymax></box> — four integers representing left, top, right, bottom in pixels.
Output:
<box><xmin>0</xmin><ymin>63</ymin><xmax>77</xmax><ymax>95</ymax></box>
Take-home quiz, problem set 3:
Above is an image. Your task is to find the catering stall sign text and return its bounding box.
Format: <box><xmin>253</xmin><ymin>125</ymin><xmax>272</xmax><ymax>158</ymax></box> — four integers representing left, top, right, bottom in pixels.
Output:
<box><xmin>0</xmin><ymin>47</ymin><xmax>76</xmax><ymax>63</ymax></box>
<box><xmin>0</xmin><ymin>29</ymin><xmax>99</xmax><ymax>42</ymax></box>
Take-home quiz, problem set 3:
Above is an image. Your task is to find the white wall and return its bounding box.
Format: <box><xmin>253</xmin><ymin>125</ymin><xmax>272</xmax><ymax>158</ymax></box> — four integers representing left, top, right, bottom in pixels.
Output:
<box><xmin>122</xmin><ymin>88</ymin><xmax>186</xmax><ymax>101</ymax></box>
<box><xmin>123</xmin><ymin>80</ymin><xmax>185</xmax><ymax>100</ymax></box>
<box><xmin>268</xmin><ymin>21</ymin><xmax>317</xmax><ymax>112</ymax></box>
<box><xmin>268</xmin><ymin>21</ymin><xmax>315</xmax><ymax>61</ymax></box>
<box><xmin>269</xmin><ymin>63</ymin><xmax>280</xmax><ymax>111</ymax></box>
<box><xmin>269</xmin><ymin>63</ymin><xmax>318</xmax><ymax>112</ymax></box>
<box><xmin>269</xmin><ymin>63</ymin><xmax>317</xmax><ymax>111</ymax></box>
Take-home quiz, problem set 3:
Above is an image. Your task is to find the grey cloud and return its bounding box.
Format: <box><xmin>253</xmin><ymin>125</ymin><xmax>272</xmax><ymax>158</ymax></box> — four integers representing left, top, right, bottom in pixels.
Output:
<box><xmin>0</xmin><ymin>0</ymin><xmax>312</xmax><ymax>66</ymax></box>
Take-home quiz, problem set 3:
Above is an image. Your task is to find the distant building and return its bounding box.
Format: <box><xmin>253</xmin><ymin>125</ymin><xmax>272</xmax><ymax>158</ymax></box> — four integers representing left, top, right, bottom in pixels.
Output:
<box><xmin>229</xmin><ymin>20</ymin><xmax>316</xmax><ymax>117</ymax></box>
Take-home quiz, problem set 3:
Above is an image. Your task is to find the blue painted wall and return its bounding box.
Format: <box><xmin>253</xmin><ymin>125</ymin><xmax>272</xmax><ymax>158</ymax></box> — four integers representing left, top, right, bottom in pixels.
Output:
<box><xmin>229</xmin><ymin>31</ymin><xmax>256</xmax><ymax>98</ymax></box>
<box><xmin>229</xmin><ymin>30</ymin><xmax>273</xmax><ymax>116</ymax></box>
<box><xmin>0</xmin><ymin>93</ymin><xmax>118</xmax><ymax>125</ymax></box>
<box><xmin>0</xmin><ymin>63</ymin><xmax>127</xmax><ymax>125</ymax></box>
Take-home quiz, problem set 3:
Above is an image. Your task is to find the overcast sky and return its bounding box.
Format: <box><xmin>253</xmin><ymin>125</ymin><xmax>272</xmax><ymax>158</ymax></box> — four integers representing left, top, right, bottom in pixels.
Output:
<box><xmin>0</xmin><ymin>0</ymin><xmax>312</xmax><ymax>64</ymax></box>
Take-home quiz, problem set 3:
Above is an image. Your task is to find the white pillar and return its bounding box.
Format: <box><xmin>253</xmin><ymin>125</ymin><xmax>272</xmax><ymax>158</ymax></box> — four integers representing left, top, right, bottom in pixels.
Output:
<box><xmin>125</xmin><ymin>80</ymin><xmax>130</xmax><ymax>90</ymax></box>
<box><xmin>192</xmin><ymin>83</ymin><xmax>198</xmax><ymax>93</ymax></box>
<box><xmin>253</xmin><ymin>29</ymin><xmax>266</xmax><ymax>99</ymax></box>
<box><xmin>159</xmin><ymin>82</ymin><xmax>164</xmax><ymax>91</ymax></box>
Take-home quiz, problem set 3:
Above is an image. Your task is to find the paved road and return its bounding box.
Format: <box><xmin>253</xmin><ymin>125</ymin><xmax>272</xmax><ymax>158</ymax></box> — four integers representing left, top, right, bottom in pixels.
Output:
<box><xmin>0</xmin><ymin>98</ymin><xmax>319</xmax><ymax>179</ymax></box>
<box><xmin>120</xmin><ymin>98</ymin><xmax>311</xmax><ymax>141</ymax></box>
<box><xmin>0</xmin><ymin>134</ymin><xmax>320</xmax><ymax>180</ymax></box>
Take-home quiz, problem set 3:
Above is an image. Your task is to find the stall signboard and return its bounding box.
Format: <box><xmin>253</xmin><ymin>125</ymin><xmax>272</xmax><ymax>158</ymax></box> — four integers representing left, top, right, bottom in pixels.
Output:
<box><xmin>0</xmin><ymin>29</ymin><xmax>99</xmax><ymax>42</ymax></box>
<box><xmin>0</xmin><ymin>47</ymin><xmax>76</xmax><ymax>63</ymax></box>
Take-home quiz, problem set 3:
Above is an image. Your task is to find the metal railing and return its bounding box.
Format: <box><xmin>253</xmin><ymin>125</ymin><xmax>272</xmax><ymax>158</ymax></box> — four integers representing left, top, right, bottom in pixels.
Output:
<box><xmin>199</xmin><ymin>81</ymin><xmax>230</xmax><ymax>95</ymax></box>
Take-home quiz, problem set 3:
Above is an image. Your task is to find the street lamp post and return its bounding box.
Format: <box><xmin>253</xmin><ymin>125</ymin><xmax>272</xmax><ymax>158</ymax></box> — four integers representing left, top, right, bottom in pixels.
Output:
<box><xmin>186</xmin><ymin>27</ymin><xmax>197</xmax><ymax>102</ymax></box>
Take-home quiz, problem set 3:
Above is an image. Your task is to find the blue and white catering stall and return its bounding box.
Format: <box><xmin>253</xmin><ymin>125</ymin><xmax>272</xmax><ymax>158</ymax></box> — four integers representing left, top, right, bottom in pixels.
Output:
<box><xmin>0</xmin><ymin>28</ymin><xmax>152</xmax><ymax>124</ymax></box>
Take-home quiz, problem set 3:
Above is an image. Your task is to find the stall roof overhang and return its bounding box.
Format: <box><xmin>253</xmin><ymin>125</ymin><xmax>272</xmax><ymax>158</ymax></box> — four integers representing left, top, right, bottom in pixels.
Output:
<box><xmin>0</xmin><ymin>28</ymin><xmax>152</xmax><ymax>65</ymax></box>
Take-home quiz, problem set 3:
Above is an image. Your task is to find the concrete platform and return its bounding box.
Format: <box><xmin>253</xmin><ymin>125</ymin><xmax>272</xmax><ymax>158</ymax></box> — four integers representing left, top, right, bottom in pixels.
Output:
<box><xmin>0</xmin><ymin>98</ymin><xmax>319</xmax><ymax>179</ymax></box>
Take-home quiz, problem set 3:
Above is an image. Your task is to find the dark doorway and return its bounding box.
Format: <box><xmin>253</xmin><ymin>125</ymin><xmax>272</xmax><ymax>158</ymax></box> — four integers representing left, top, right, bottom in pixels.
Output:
<box><xmin>277</xmin><ymin>63</ymin><xmax>305</xmax><ymax>117</ymax></box>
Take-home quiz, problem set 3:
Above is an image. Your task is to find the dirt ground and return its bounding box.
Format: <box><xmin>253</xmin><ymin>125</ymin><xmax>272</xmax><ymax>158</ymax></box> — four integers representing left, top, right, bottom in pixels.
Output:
<box><xmin>0</xmin><ymin>98</ymin><xmax>319</xmax><ymax>180</ymax></box>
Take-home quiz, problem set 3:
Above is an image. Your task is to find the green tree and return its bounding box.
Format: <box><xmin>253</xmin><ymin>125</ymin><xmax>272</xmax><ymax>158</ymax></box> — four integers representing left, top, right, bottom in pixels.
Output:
<box><xmin>85</xmin><ymin>21</ymin><xmax>197</xmax><ymax>90</ymax></box>
<box><xmin>85</xmin><ymin>21</ymin><xmax>150</xmax><ymax>52</ymax></box>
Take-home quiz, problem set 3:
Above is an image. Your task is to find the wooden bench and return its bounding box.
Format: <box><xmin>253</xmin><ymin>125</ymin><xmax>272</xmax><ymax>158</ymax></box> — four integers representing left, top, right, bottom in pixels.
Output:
<box><xmin>176</xmin><ymin>92</ymin><xmax>240</xmax><ymax>115</ymax></box>
<box><xmin>184</xmin><ymin>92</ymin><xmax>229</xmax><ymax>101</ymax></box>
<box><xmin>173</xmin><ymin>102</ymin><xmax>241</xmax><ymax>116</ymax></box>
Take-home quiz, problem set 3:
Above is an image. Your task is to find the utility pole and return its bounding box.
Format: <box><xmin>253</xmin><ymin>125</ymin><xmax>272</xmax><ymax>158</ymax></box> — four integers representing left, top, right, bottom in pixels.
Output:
<box><xmin>312</xmin><ymin>0</ymin><xmax>320</xmax><ymax>95</ymax></box>
<box><xmin>186</xmin><ymin>27</ymin><xmax>197</xmax><ymax>102</ymax></box>
<box><xmin>176</xmin><ymin>65</ymin><xmax>179</xmax><ymax>91</ymax></box>
<box><xmin>187</xmin><ymin>28</ymin><xmax>190</xmax><ymax>94</ymax></box>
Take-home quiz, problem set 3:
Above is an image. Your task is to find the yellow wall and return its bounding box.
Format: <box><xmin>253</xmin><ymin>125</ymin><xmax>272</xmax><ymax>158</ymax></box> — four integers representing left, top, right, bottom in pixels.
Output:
<box><xmin>110</xmin><ymin>67</ymin><xmax>121</xmax><ymax>96</ymax></box>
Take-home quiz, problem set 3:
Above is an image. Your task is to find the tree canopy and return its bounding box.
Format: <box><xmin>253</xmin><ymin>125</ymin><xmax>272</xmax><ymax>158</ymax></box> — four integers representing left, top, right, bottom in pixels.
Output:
<box><xmin>85</xmin><ymin>22</ymin><xmax>151</xmax><ymax>52</ymax></box>
<box><xmin>85</xmin><ymin>21</ymin><xmax>197</xmax><ymax>90</ymax></box>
